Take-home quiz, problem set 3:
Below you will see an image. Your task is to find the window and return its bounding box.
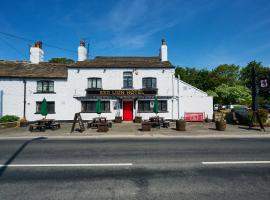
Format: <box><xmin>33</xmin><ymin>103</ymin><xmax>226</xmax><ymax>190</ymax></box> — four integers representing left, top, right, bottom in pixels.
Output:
<box><xmin>123</xmin><ymin>72</ymin><xmax>133</xmax><ymax>88</ymax></box>
<box><xmin>36</xmin><ymin>101</ymin><xmax>55</xmax><ymax>114</ymax></box>
<box><xmin>142</xmin><ymin>78</ymin><xmax>157</xmax><ymax>89</ymax></box>
<box><xmin>37</xmin><ymin>81</ymin><xmax>54</xmax><ymax>93</ymax></box>
<box><xmin>81</xmin><ymin>101</ymin><xmax>110</xmax><ymax>113</ymax></box>
<box><xmin>88</xmin><ymin>78</ymin><xmax>102</xmax><ymax>89</ymax></box>
<box><xmin>138</xmin><ymin>100</ymin><xmax>167</xmax><ymax>112</ymax></box>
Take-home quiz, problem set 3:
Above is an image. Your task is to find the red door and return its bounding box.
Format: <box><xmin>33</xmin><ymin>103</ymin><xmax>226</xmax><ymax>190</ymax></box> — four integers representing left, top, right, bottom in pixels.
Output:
<box><xmin>123</xmin><ymin>101</ymin><xmax>133</xmax><ymax>121</ymax></box>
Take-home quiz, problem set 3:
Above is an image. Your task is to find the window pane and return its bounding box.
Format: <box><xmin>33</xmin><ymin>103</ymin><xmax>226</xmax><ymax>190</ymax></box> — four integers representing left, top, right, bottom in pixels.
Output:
<box><xmin>88</xmin><ymin>79</ymin><xmax>92</xmax><ymax>88</ymax></box>
<box><xmin>97</xmin><ymin>79</ymin><xmax>101</xmax><ymax>88</ymax></box>
<box><xmin>42</xmin><ymin>82</ymin><xmax>48</xmax><ymax>92</ymax></box>
<box><xmin>123</xmin><ymin>72</ymin><xmax>132</xmax><ymax>88</ymax></box>
<box><xmin>37</xmin><ymin>82</ymin><xmax>42</xmax><ymax>92</ymax></box>
<box><xmin>36</xmin><ymin>102</ymin><xmax>41</xmax><ymax>113</ymax></box>
<box><xmin>152</xmin><ymin>78</ymin><xmax>156</xmax><ymax>88</ymax></box>
<box><xmin>142</xmin><ymin>79</ymin><xmax>146</xmax><ymax>88</ymax></box>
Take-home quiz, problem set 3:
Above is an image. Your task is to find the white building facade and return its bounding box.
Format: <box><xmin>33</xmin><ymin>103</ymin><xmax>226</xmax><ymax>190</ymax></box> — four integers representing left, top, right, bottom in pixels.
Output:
<box><xmin>0</xmin><ymin>40</ymin><xmax>213</xmax><ymax>121</ymax></box>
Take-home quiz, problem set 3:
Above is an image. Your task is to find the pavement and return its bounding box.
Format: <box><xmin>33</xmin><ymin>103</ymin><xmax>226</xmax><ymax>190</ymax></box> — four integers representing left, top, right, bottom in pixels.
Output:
<box><xmin>0</xmin><ymin>137</ymin><xmax>270</xmax><ymax>199</ymax></box>
<box><xmin>0</xmin><ymin>122</ymin><xmax>270</xmax><ymax>139</ymax></box>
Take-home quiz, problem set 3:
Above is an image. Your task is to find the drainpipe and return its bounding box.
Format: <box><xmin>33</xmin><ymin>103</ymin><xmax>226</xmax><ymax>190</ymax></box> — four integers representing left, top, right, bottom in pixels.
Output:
<box><xmin>23</xmin><ymin>80</ymin><xmax>26</xmax><ymax>119</ymax></box>
<box><xmin>172</xmin><ymin>73</ymin><xmax>174</xmax><ymax>120</ymax></box>
<box><xmin>0</xmin><ymin>90</ymin><xmax>3</xmax><ymax>117</ymax></box>
<box><xmin>177</xmin><ymin>75</ymin><xmax>180</xmax><ymax>119</ymax></box>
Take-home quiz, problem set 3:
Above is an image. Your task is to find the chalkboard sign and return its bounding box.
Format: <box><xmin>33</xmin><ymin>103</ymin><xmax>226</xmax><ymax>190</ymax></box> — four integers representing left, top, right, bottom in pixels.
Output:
<box><xmin>70</xmin><ymin>113</ymin><xmax>85</xmax><ymax>133</ymax></box>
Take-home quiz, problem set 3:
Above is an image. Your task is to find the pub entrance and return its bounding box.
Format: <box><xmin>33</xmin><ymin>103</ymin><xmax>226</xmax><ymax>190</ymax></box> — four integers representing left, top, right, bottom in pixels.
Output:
<box><xmin>123</xmin><ymin>101</ymin><xmax>133</xmax><ymax>121</ymax></box>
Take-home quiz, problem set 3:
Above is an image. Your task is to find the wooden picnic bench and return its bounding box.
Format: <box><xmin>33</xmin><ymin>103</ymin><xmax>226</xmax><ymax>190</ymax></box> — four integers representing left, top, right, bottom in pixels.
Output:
<box><xmin>148</xmin><ymin>116</ymin><xmax>170</xmax><ymax>128</ymax></box>
<box><xmin>29</xmin><ymin>124</ymin><xmax>46</xmax><ymax>132</ymax></box>
<box><xmin>29</xmin><ymin>119</ymin><xmax>61</xmax><ymax>132</ymax></box>
<box><xmin>87</xmin><ymin>117</ymin><xmax>112</xmax><ymax>129</ymax></box>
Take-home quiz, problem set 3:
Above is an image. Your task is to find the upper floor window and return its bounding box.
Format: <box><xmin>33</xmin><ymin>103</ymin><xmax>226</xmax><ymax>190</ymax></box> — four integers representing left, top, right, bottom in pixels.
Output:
<box><xmin>88</xmin><ymin>78</ymin><xmax>102</xmax><ymax>89</ymax></box>
<box><xmin>142</xmin><ymin>77</ymin><xmax>157</xmax><ymax>89</ymax></box>
<box><xmin>123</xmin><ymin>72</ymin><xmax>133</xmax><ymax>88</ymax></box>
<box><xmin>37</xmin><ymin>81</ymin><xmax>54</xmax><ymax>93</ymax></box>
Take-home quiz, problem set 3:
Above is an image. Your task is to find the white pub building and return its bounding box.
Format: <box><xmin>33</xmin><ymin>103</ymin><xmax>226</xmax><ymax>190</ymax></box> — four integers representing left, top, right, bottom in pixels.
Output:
<box><xmin>0</xmin><ymin>39</ymin><xmax>213</xmax><ymax>122</ymax></box>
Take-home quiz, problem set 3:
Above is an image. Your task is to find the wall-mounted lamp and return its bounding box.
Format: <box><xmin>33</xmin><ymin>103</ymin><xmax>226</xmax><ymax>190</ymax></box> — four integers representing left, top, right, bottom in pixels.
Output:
<box><xmin>162</xmin><ymin>69</ymin><xmax>165</xmax><ymax>73</ymax></box>
<box><xmin>103</xmin><ymin>69</ymin><xmax>106</xmax><ymax>73</ymax></box>
<box><xmin>77</xmin><ymin>69</ymin><xmax>80</xmax><ymax>73</ymax></box>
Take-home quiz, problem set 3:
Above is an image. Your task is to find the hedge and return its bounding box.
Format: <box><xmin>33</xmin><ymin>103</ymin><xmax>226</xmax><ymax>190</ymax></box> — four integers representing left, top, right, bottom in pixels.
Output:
<box><xmin>0</xmin><ymin>115</ymin><xmax>20</xmax><ymax>123</ymax></box>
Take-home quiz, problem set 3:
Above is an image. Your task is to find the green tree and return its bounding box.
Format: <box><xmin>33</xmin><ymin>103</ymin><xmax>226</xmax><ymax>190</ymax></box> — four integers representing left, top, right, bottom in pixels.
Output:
<box><xmin>48</xmin><ymin>57</ymin><xmax>75</xmax><ymax>64</ymax></box>
<box><xmin>210</xmin><ymin>64</ymin><xmax>240</xmax><ymax>88</ymax></box>
<box><xmin>175</xmin><ymin>67</ymin><xmax>211</xmax><ymax>91</ymax></box>
<box><xmin>240</xmin><ymin>61</ymin><xmax>270</xmax><ymax>105</ymax></box>
<box><xmin>215</xmin><ymin>84</ymin><xmax>251</xmax><ymax>105</ymax></box>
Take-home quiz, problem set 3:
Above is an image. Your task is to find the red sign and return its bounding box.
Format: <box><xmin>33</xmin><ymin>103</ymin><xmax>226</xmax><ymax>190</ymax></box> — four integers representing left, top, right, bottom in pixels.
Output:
<box><xmin>184</xmin><ymin>112</ymin><xmax>204</xmax><ymax>122</ymax></box>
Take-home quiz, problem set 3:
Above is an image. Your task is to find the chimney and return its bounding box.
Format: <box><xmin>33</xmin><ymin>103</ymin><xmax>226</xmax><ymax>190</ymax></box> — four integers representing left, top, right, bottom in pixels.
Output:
<box><xmin>78</xmin><ymin>40</ymin><xmax>88</xmax><ymax>61</ymax></box>
<box><xmin>160</xmin><ymin>38</ymin><xmax>168</xmax><ymax>62</ymax></box>
<box><xmin>30</xmin><ymin>41</ymin><xmax>44</xmax><ymax>64</ymax></box>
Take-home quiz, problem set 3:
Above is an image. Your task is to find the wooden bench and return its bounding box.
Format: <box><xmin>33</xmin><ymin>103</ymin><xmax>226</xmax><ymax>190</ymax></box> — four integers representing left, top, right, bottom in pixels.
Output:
<box><xmin>50</xmin><ymin>123</ymin><xmax>61</xmax><ymax>130</ymax></box>
<box><xmin>162</xmin><ymin>121</ymin><xmax>170</xmax><ymax>128</ymax></box>
<box><xmin>97</xmin><ymin>123</ymin><xmax>109</xmax><ymax>132</ymax></box>
<box><xmin>29</xmin><ymin>124</ymin><xmax>46</xmax><ymax>132</ymax></box>
<box><xmin>141</xmin><ymin>121</ymin><xmax>151</xmax><ymax>131</ymax></box>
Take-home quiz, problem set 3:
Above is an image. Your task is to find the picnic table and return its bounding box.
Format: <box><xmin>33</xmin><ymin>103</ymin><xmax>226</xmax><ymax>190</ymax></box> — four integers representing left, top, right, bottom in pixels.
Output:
<box><xmin>87</xmin><ymin>117</ymin><xmax>112</xmax><ymax>129</ymax></box>
<box><xmin>148</xmin><ymin>116</ymin><xmax>170</xmax><ymax>128</ymax></box>
<box><xmin>29</xmin><ymin>119</ymin><xmax>60</xmax><ymax>132</ymax></box>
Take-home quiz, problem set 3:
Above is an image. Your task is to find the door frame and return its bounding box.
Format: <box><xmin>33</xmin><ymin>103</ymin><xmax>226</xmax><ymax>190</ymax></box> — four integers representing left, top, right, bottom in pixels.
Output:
<box><xmin>122</xmin><ymin>100</ymin><xmax>134</xmax><ymax>121</ymax></box>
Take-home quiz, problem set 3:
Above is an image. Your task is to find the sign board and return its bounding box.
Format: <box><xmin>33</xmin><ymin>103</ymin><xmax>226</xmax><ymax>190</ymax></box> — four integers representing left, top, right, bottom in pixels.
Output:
<box><xmin>86</xmin><ymin>89</ymin><xmax>157</xmax><ymax>96</ymax></box>
<box><xmin>184</xmin><ymin>112</ymin><xmax>204</xmax><ymax>122</ymax></box>
<box><xmin>70</xmin><ymin>113</ymin><xmax>85</xmax><ymax>133</ymax></box>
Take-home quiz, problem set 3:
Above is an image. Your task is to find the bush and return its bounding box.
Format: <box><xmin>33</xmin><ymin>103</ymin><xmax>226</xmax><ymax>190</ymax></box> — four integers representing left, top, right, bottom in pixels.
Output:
<box><xmin>0</xmin><ymin>115</ymin><xmax>20</xmax><ymax>123</ymax></box>
<box><xmin>248</xmin><ymin>109</ymin><xmax>269</xmax><ymax>124</ymax></box>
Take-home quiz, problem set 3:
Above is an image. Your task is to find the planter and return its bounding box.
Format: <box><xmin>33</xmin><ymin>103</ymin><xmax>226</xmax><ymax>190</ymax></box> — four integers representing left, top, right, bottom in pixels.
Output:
<box><xmin>114</xmin><ymin>116</ymin><xmax>122</xmax><ymax>123</ymax></box>
<box><xmin>20</xmin><ymin>120</ymin><xmax>29</xmax><ymax>127</ymax></box>
<box><xmin>141</xmin><ymin>121</ymin><xmax>151</xmax><ymax>131</ymax></box>
<box><xmin>216</xmin><ymin>120</ymin><xmax>226</xmax><ymax>131</ymax></box>
<box><xmin>176</xmin><ymin>119</ymin><xmax>186</xmax><ymax>131</ymax></box>
<box><xmin>97</xmin><ymin>123</ymin><xmax>109</xmax><ymax>132</ymax></box>
<box><xmin>134</xmin><ymin>116</ymin><xmax>142</xmax><ymax>123</ymax></box>
<box><xmin>0</xmin><ymin>121</ymin><xmax>19</xmax><ymax>129</ymax></box>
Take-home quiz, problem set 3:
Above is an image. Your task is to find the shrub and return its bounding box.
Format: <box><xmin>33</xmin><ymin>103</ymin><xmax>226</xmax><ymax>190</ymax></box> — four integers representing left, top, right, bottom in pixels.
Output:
<box><xmin>248</xmin><ymin>109</ymin><xmax>269</xmax><ymax>124</ymax></box>
<box><xmin>0</xmin><ymin>115</ymin><xmax>20</xmax><ymax>123</ymax></box>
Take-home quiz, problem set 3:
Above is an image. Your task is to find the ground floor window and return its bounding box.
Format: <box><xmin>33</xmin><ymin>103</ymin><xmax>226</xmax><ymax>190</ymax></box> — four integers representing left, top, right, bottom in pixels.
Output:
<box><xmin>138</xmin><ymin>100</ymin><xmax>167</xmax><ymax>112</ymax></box>
<box><xmin>36</xmin><ymin>101</ymin><xmax>55</xmax><ymax>114</ymax></box>
<box><xmin>81</xmin><ymin>101</ymin><xmax>110</xmax><ymax>113</ymax></box>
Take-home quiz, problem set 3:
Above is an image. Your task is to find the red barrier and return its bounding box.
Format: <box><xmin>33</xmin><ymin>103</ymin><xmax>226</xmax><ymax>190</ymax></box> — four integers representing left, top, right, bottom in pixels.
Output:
<box><xmin>184</xmin><ymin>112</ymin><xmax>204</xmax><ymax>122</ymax></box>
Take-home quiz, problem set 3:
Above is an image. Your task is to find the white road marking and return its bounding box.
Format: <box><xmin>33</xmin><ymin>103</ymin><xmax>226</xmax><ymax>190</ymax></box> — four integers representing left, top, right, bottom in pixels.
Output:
<box><xmin>0</xmin><ymin>163</ymin><xmax>133</xmax><ymax>167</ymax></box>
<box><xmin>202</xmin><ymin>161</ymin><xmax>270</xmax><ymax>165</ymax></box>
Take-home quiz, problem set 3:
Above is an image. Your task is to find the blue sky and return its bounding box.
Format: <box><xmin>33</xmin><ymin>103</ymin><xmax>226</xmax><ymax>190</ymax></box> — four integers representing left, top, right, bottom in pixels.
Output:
<box><xmin>0</xmin><ymin>0</ymin><xmax>270</xmax><ymax>68</ymax></box>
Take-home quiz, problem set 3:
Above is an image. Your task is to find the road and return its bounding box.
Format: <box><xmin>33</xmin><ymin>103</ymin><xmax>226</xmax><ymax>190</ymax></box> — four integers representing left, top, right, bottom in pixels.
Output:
<box><xmin>0</xmin><ymin>137</ymin><xmax>270</xmax><ymax>200</ymax></box>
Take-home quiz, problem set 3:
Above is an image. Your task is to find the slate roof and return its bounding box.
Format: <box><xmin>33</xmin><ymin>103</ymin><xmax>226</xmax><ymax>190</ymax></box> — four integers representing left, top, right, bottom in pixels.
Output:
<box><xmin>0</xmin><ymin>56</ymin><xmax>174</xmax><ymax>79</ymax></box>
<box><xmin>72</xmin><ymin>56</ymin><xmax>174</xmax><ymax>68</ymax></box>
<box><xmin>0</xmin><ymin>61</ymin><xmax>67</xmax><ymax>79</ymax></box>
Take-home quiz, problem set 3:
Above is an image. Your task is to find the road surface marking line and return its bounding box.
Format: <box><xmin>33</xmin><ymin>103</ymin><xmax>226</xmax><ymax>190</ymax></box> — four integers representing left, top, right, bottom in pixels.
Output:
<box><xmin>202</xmin><ymin>161</ymin><xmax>270</xmax><ymax>165</ymax></box>
<box><xmin>0</xmin><ymin>163</ymin><xmax>133</xmax><ymax>167</ymax></box>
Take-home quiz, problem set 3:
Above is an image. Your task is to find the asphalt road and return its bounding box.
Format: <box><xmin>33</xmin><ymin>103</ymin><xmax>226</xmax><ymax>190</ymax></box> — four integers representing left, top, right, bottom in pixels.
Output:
<box><xmin>0</xmin><ymin>137</ymin><xmax>270</xmax><ymax>200</ymax></box>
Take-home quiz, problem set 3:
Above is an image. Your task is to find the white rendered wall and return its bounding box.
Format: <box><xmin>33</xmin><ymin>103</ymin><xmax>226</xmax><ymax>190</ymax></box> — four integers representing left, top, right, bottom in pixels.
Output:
<box><xmin>0</xmin><ymin>67</ymin><xmax>213</xmax><ymax>121</ymax></box>
<box><xmin>173</xmin><ymin>77</ymin><xmax>213</xmax><ymax>120</ymax></box>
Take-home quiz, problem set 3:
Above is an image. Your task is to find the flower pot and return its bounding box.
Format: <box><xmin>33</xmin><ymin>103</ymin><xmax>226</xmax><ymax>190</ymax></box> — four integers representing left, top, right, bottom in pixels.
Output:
<box><xmin>0</xmin><ymin>121</ymin><xmax>19</xmax><ymax>129</ymax></box>
<box><xmin>176</xmin><ymin>119</ymin><xmax>186</xmax><ymax>131</ymax></box>
<box><xmin>97</xmin><ymin>123</ymin><xmax>109</xmax><ymax>132</ymax></box>
<box><xmin>216</xmin><ymin>120</ymin><xmax>226</xmax><ymax>131</ymax></box>
<box><xmin>114</xmin><ymin>116</ymin><xmax>122</xmax><ymax>123</ymax></box>
<box><xmin>141</xmin><ymin>121</ymin><xmax>151</xmax><ymax>131</ymax></box>
<box><xmin>134</xmin><ymin>116</ymin><xmax>142</xmax><ymax>123</ymax></box>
